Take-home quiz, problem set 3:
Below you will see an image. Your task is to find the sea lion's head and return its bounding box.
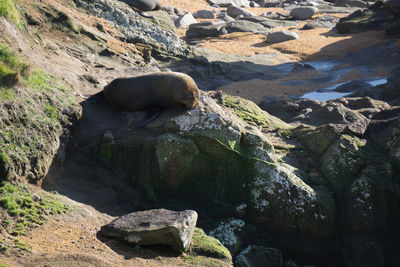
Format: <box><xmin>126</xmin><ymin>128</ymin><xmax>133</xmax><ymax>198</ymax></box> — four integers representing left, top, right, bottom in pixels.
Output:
<box><xmin>174</xmin><ymin>73</ymin><xmax>200</xmax><ymax>109</ymax></box>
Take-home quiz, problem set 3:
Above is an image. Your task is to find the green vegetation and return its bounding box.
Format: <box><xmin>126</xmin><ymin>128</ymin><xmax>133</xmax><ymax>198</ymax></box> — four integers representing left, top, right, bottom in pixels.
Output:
<box><xmin>0</xmin><ymin>0</ymin><xmax>21</xmax><ymax>26</ymax></box>
<box><xmin>14</xmin><ymin>238</ymin><xmax>29</xmax><ymax>251</ymax></box>
<box><xmin>0</xmin><ymin>182</ymin><xmax>68</xmax><ymax>230</ymax></box>
<box><xmin>0</xmin><ymin>43</ymin><xmax>80</xmax><ymax>181</ymax></box>
<box><xmin>0</xmin><ymin>264</ymin><xmax>11</xmax><ymax>267</ymax></box>
<box><xmin>0</xmin><ymin>43</ymin><xmax>29</xmax><ymax>88</ymax></box>
<box><xmin>0</xmin><ymin>182</ymin><xmax>68</xmax><ymax>251</ymax></box>
<box><xmin>221</xmin><ymin>94</ymin><xmax>292</xmax><ymax>130</ymax></box>
<box><xmin>190</xmin><ymin>228</ymin><xmax>232</xmax><ymax>261</ymax></box>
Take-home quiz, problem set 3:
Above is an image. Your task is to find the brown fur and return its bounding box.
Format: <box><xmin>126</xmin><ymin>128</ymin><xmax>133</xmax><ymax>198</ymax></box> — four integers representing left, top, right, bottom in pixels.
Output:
<box><xmin>103</xmin><ymin>72</ymin><xmax>200</xmax><ymax>111</ymax></box>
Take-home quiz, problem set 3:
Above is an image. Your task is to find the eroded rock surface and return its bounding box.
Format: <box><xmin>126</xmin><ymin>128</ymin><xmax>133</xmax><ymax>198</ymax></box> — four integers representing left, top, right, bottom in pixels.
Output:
<box><xmin>100</xmin><ymin>209</ymin><xmax>198</xmax><ymax>251</ymax></box>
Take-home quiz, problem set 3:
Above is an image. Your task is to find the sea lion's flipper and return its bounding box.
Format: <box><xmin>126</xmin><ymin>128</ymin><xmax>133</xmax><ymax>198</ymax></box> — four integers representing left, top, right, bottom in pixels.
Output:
<box><xmin>138</xmin><ymin>11</ymin><xmax>153</xmax><ymax>18</ymax></box>
<box><xmin>136</xmin><ymin>107</ymin><xmax>164</xmax><ymax>128</ymax></box>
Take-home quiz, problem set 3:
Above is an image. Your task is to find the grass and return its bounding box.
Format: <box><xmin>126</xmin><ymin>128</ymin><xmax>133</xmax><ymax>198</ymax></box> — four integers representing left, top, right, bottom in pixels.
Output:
<box><xmin>0</xmin><ymin>43</ymin><xmax>80</xmax><ymax>181</ymax></box>
<box><xmin>0</xmin><ymin>0</ymin><xmax>21</xmax><ymax>26</ymax></box>
<box><xmin>0</xmin><ymin>43</ymin><xmax>29</xmax><ymax>88</ymax></box>
<box><xmin>0</xmin><ymin>182</ymin><xmax>68</xmax><ymax>246</ymax></box>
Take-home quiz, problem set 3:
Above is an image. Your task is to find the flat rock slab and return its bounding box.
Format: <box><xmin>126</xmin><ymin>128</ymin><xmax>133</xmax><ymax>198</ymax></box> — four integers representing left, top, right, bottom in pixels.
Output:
<box><xmin>227</xmin><ymin>5</ymin><xmax>256</xmax><ymax>17</ymax></box>
<box><xmin>100</xmin><ymin>209</ymin><xmax>198</xmax><ymax>251</ymax></box>
<box><xmin>240</xmin><ymin>16</ymin><xmax>298</xmax><ymax>28</ymax></box>
<box><xmin>225</xmin><ymin>20</ymin><xmax>268</xmax><ymax>33</ymax></box>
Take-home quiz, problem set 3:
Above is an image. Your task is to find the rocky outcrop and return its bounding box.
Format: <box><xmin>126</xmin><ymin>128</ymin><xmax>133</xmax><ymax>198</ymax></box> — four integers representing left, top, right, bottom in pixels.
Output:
<box><xmin>336</xmin><ymin>2</ymin><xmax>397</xmax><ymax>34</ymax></box>
<box><xmin>100</xmin><ymin>209</ymin><xmax>198</xmax><ymax>251</ymax></box>
<box><xmin>73</xmin><ymin>0</ymin><xmax>189</xmax><ymax>55</ymax></box>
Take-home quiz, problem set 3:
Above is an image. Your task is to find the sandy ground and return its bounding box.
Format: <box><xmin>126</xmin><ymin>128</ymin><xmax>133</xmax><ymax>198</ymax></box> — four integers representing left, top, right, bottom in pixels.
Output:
<box><xmin>159</xmin><ymin>0</ymin><xmax>397</xmax><ymax>104</ymax></box>
<box><xmin>161</xmin><ymin>0</ymin><xmax>387</xmax><ymax>61</ymax></box>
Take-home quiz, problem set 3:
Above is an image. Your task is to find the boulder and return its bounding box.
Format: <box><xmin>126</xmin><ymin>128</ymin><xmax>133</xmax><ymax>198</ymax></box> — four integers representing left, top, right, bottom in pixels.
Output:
<box><xmin>321</xmin><ymin>135</ymin><xmax>368</xmax><ymax>192</ymax></box>
<box><xmin>225</xmin><ymin>20</ymin><xmax>268</xmax><ymax>33</ymax></box>
<box><xmin>260</xmin><ymin>0</ymin><xmax>282</xmax><ymax>7</ymax></box>
<box><xmin>208</xmin><ymin>218</ymin><xmax>245</xmax><ymax>255</ymax></box>
<box><xmin>266</xmin><ymin>31</ymin><xmax>299</xmax><ymax>43</ymax></box>
<box><xmin>290</xmin><ymin>6</ymin><xmax>319</xmax><ymax>20</ymax></box>
<box><xmin>193</xmin><ymin>9</ymin><xmax>215</xmax><ymax>19</ymax></box>
<box><xmin>234</xmin><ymin>245</ymin><xmax>284</xmax><ymax>267</ymax></box>
<box><xmin>227</xmin><ymin>5</ymin><xmax>256</xmax><ymax>18</ymax></box>
<box><xmin>100</xmin><ymin>209</ymin><xmax>198</xmax><ymax>251</ymax></box>
<box><xmin>174</xmin><ymin>13</ymin><xmax>198</xmax><ymax>28</ymax></box>
<box><xmin>187</xmin><ymin>22</ymin><xmax>226</xmax><ymax>38</ymax></box>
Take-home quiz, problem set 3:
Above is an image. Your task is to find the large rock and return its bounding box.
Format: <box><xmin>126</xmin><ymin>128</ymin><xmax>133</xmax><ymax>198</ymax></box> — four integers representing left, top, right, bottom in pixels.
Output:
<box><xmin>208</xmin><ymin>218</ymin><xmax>245</xmax><ymax>255</ymax></box>
<box><xmin>100</xmin><ymin>209</ymin><xmax>198</xmax><ymax>251</ymax></box>
<box><xmin>321</xmin><ymin>135</ymin><xmax>369</xmax><ymax>191</ymax></box>
<box><xmin>186</xmin><ymin>22</ymin><xmax>226</xmax><ymax>38</ymax></box>
<box><xmin>193</xmin><ymin>9</ymin><xmax>215</xmax><ymax>19</ymax></box>
<box><xmin>227</xmin><ymin>5</ymin><xmax>256</xmax><ymax>17</ymax></box>
<box><xmin>73</xmin><ymin>0</ymin><xmax>188</xmax><ymax>54</ymax></box>
<box><xmin>266</xmin><ymin>31</ymin><xmax>299</xmax><ymax>43</ymax></box>
<box><xmin>290</xmin><ymin>6</ymin><xmax>318</xmax><ymax>20</ymax></box>
<box><xmin>174</xmin><ymin>13</ymin><xmax>198</xmax><ymax>28</ymax></box>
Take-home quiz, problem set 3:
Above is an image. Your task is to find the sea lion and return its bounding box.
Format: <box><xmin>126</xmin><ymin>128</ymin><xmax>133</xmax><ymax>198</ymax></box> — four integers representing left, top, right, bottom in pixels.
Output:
<box><xmin>120</xmin><ymin>0</ymin><xmax>162</xmax><ymax>12</ymax></box>
<box><xmin>103</xmin><ymin>72</ymin><xmax>200</xmax><ymax>111</ymax></box>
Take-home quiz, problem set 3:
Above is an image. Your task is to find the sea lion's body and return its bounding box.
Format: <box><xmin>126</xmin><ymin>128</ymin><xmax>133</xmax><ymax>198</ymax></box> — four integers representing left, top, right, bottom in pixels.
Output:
<box><xmin>121</xmin><ymin>0</ymin><xmax>162</xmax><ymax>11</ymax></box>
<box><xmin>103</xmin><ymin>72</ymin><xmax>200</xmax><ymax>111</ymax></box>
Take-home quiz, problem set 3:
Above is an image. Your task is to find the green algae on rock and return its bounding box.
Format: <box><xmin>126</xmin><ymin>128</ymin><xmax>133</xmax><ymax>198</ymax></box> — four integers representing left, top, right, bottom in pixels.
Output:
<box><xmin>190</xmin><ymin>227</ymin><xmax>232</xmax><ymax>261</ymax></box>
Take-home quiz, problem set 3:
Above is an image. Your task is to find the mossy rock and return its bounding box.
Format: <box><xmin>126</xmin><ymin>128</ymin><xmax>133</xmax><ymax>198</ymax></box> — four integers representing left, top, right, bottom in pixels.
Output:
<box><xmin>336</xmin><ymin>5</ymin><xmax>393</xmax><ymax>34</ymax></box>
<box><xmin>342</xmin><ymin>166</ymin><xmax>391</xmax><ymax>234</ymax></box>
<box><xmin>247</xmin><ymin>160</ymin><xmax>335</xmax><ymax>238</ymax></box>
<box><xmin>221</xmin><ymin>94</ymin><xmax>292</xmax><ymax>130</ymax></box>
<box><xmin>190</xmin><ymin>227</ymin><xmax>232</xmax><ymax>261</ymax></box>
<box><xmin>294</xmin><ymin>124</ymin><xmax>342</xmax><ymax>156</ymax></box>
<box><xmin>321</xmin><ymin>135</ymin><xmax>370</xmax><ymax>192</ymax></box>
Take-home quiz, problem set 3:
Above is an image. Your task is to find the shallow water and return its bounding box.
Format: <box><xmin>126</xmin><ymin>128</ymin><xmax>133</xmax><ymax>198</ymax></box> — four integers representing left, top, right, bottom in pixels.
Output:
<box><xmin>301</xmin><ymin>91</ymin><xmax>351</xmax><ymax>102</ymax></box>
<box><xmin>367</xmin><ymin>78</ymin><xmax>388</xmax><ymax>86</ymax></box>
<box><xmin>303</xmin><ymin>60</ymin><xmax>340</xmax><ymax>72</ymax></box>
